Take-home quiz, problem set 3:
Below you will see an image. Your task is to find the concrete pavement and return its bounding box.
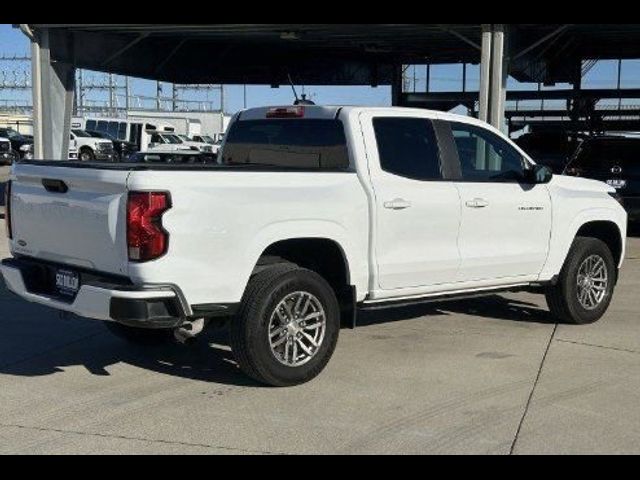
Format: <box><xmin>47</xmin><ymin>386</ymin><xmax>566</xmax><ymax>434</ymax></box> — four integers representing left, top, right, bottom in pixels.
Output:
<box><xmin>1</xmin><ymin>203</ymin><xmax>639</xmax><ymax>453</ymax></box>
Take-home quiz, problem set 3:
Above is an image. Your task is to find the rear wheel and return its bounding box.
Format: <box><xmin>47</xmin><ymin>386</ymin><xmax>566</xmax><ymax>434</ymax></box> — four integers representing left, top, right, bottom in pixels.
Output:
<box><xmin>229</xmin><ymin>264</ymin><xmax>340</xmax><ymax>387</ymax></box>
<box><xmin>104</xmin><ymin>321</ymin><xmax>173</xmax><ymax>346</ymax></box>
<box><xmin>546</xmin><ymin>237</ymin><xmax>617</xmax><ymax>325</ymax></box>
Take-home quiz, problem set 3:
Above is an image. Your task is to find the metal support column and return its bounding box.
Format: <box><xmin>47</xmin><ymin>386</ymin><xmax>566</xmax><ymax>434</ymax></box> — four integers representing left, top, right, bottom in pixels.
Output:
<box><xmin>479</xmin><ymin>24</ymin><xmax>509</xmax><ymax>132</ymax></box>
<box><xmin>490</xmin><ymin>24</ymin><xmax>508</xmax><ymax>132</ymax></box>
<box><xmin>391</xmin><ymin>65</ymin><xmax>404</xmax><ymax>106</ymax></box>
<box><xmin>478</xmin><ymin>25</ymin><xmax>493</xmax><ymax>123</ymax></box>
<box><xmin>31</xmin><ymin>28</ymin><xmax>75</xmax><ymax>160</ymax></box>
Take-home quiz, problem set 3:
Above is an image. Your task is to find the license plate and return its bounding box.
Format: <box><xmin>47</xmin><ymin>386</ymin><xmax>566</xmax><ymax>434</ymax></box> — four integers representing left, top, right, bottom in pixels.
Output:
<box><xmin>55</xmin><ymin>269</ymin><xmax>80</xmax><ymax>297</ymax></box>
<box><xmin>607</xmin><ymin>179</ymin><xmax>627</xmax><ymax>189</ymax></box>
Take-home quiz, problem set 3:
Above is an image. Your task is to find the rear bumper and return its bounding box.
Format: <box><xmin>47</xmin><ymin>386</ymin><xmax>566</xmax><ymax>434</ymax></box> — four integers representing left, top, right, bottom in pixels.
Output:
<box><xmin>0</xmin><ymin>258</ymin><xmax>188</xmax><ymax>328</ymax></box>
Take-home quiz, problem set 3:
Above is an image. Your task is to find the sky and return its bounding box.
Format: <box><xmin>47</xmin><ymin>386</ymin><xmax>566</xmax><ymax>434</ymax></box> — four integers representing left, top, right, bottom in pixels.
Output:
<box><xmin>3</xmin><ymin>24</ymin><xmax>640</xmax><ymax>115</ymax></box>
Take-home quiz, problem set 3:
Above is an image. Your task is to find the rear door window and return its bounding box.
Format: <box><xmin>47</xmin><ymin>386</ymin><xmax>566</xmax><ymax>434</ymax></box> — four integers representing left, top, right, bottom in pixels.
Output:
<box><xmin>221</xmin><ymin>119</ymin><xmax>350</xmax><ymax>170</ymax></box>
<box><xmin>372</xmin><ymin>117</ymin><xmax>442</xmax><ymax>180</ymax></box>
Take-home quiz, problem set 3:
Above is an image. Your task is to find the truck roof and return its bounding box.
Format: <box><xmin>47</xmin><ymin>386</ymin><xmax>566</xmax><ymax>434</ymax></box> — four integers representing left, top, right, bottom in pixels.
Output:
<box><xmin>236</xmin><ymin>105</ymin><xmax>498</xmax><ymax>133</ymax></box>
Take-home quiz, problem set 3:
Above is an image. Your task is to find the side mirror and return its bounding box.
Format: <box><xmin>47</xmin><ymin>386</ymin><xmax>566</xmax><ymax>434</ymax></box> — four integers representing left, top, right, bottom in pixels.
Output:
<box><xmin>527</xmin><ymin>164</ymin><xmax>553</xmax><ymax>184</ymax></box>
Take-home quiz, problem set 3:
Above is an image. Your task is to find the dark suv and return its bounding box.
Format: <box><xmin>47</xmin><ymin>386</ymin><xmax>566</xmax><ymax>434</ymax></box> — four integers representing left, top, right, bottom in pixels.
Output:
<box><xmin>0</xmin><ymin>127</ymin><xmax>33</xmax><ymax>160</ymax></box>
<box><xmin>565</xmin><ymin>136</ymin><xmax>640</xmax><ymax>222</ymax></box>
<box><xmin>85</xmin><ymin>130</ymin><xmax>137</xmax><ymax>161</ymax></box>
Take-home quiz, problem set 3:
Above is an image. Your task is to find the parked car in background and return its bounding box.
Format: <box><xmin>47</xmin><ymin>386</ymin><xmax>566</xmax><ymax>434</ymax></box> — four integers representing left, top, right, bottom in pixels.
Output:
<box><xmin>20</xmin><ymin>143</ymin><xmax>34</xmax><ymax>161</ymax></box>
<box><xmin>71</xmin><ymin>130</ymin><xmax>115</xmax><ymax>162</ymax></box>
<box><xmin>1</xmin><ymin>106</ymin><xmax>627</xmax><ymax>387</ymax></box>
<box><xmin>128</xmin><ymin>151</ymin><xmax>217</xmax><ymax>165</ymax></box>
<box><xmin>192</xmin><ymin>134</ymin><xmax>216</xmax><ymax>145</ymax></box>
<box><xmin>176</xmin><ymin>134</ymin><xmax>215</xmax><ymax>154</ymax></box>
<box><xmin>86</xmin><ymin>130</ymin><xmax>137</xmax><ymax>161</ymax></box>
<box><xmin>565</xmin><ymin>135</ymin><xmax>640</xmax><ymax>223</ymax></box>
<box><xmin>0</xmin><ymin>127</ymin><xmax>33</xmax><ymax>160</ymax></box>
<box><xmin>147</xmin><ymin>132</ymin><xmax>194</xmax><ymax>153</ymax></box>
<box><xmin>0</xmin><ymin>136</ymin><xmax>16</xmax><ymax>165</ymax></box>
<box><xmin>515</xmin><ymin>131</ymin><xmax>582</xmax><ymax>174</ymax></box>
<box><xmin>192</xmin><ymin>134</ymin><xmax>222</xmax><ymax>156</ymax></box>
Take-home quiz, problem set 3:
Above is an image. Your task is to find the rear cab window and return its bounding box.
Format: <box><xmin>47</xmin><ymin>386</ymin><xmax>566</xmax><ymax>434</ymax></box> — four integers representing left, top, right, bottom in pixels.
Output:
<box><xmin>221</xmin><ymin>117</ymin><xmax>351</xmax><ymax>170</ymax></box>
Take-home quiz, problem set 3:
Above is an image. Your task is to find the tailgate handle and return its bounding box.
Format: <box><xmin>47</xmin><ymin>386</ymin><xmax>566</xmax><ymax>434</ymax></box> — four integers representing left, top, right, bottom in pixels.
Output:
<box><xmin>42</xmin><ymin>179</ymin><xmax>69</xmax><ymax>194</ymax></box>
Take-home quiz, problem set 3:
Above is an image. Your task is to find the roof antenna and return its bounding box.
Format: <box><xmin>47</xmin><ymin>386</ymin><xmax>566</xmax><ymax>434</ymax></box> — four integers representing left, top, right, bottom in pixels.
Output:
<box><xmin>287</xmin><ymin>74</ymin><xmax>300</xmax><ymax>103</ymax></box>
<box><xmin>288</xmin><ymin>74</ymin><xmax>316</xmax><ymax>106</ymax></box>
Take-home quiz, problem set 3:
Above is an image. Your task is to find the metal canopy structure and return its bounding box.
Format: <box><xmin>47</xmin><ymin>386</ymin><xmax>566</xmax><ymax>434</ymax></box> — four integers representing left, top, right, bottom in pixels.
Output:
<box><xmin>17</xmin><ymin>23</ymin><xmax>640</xmax><ymax>159</ymax></box>
<box><xmin>23</xmin><ymin>24</ymin><xmax>640</xmax><ymax>85</ymax></box>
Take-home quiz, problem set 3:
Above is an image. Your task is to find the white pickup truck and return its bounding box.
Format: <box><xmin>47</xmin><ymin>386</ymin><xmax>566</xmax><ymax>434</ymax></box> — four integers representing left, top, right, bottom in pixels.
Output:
<box><xmin>1</xmin><ymin>106</ymin><xmax>628</xmax><ymax>386</ymax></box>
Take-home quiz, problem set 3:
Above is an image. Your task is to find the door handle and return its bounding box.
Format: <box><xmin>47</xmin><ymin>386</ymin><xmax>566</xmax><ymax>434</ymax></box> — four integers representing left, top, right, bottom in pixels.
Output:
<box><xmin>384</xmin><ymin>198</ymin><xmax>412</xmax><ymax>210</ymax></box>
<box><xmin>42</xmin><ymin>179</ymin><xmax>69</xmax><ymax>194</ymax></box>
<box><xmin>465</xmin><ymin>198</ymin><xmax>489</xmax><ymax>209</ymax></box>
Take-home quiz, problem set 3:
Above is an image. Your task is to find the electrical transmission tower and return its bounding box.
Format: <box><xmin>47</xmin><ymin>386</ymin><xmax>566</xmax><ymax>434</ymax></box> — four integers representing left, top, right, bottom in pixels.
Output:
<box><xmin>0</xmin><ymin>54</ymin><xmax>32</xmax><ymax>113</ymax></box>
<box><xmin>170</xmin><ymin>84</ymin><xmax>225</xmax><ymax>113</ymax></box>
<box><xmin>76</xmin><ymin>71</ymin><xmax>130</xmax><ymax>116</ymax></box>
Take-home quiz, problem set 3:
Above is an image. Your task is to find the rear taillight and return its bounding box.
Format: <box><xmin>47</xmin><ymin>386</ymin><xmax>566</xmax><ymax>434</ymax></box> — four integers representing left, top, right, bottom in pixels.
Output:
<box><xmin>4</xmin><ymin>180</ymin><xmax>12</xmax><ymax>240</ymax></box>
<box><xmin>266</xmin><ymin>106</ymin><xmax>305</xmax><ymax>119</ymax></box>
<box><xmin>127</xmin><ymin>192</ymin><xmax>171</xmax><ymax>262</ymax></box>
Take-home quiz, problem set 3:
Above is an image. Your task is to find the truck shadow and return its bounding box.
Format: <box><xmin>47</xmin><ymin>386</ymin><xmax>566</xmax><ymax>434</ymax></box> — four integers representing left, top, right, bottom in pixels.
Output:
<box><xmin>0</xmin><ymin>320</ymin><xmax>263</xmax><ymax>387</ymax></box>
<box><xmin>0</xmin><ymin>288</ymin><xmax>556</xmax><ymax>386</ymax></box>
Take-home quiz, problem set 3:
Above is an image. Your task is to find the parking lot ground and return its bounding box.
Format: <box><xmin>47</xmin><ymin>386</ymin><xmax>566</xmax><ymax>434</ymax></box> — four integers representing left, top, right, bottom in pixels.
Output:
<box><xmin>1</xmin><ymin>217</ymin><xmax>639</xmax><ymax>454</ymax></box>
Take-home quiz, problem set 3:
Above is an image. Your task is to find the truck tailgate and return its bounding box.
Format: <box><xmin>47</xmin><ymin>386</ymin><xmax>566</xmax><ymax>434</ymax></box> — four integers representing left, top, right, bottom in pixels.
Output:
<box><xmin>9</xmin><ymin>164</ymin><xmax>131</xmax><ymax>276</ymax></box>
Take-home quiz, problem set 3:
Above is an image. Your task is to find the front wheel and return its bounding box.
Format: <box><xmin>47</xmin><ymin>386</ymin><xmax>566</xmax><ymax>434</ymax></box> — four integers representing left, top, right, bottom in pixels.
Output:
<box><xmin>546</xmin><ymin>237</ymin><xmax>617</xmax><ymax>325</ymax></box>
<box><xmin>79</xmin><ymin>148</ymin><xmax>95</xmax><ymax>162</ymax></box>
<box><xmin>229</xmin><ymin>264</ymin><xmax>340</xmax><ymax>387</ymax></box>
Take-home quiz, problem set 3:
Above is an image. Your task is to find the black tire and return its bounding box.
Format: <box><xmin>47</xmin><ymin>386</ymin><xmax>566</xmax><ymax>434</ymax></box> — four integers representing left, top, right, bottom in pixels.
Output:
<box><xmin>229</xmin><ymin>264</ymin><xmax>340</xmax><ymax>387</ymax></box>
<box><xmin>79</xmin><ymin>148</ymin><xmax>95</xmax><ymax>162</ymax></box>
<box><xmin>546</xmin><ymin>237</ymin><xmax>617</xmax><ymax>325</ymax></box>
<box><xmin>104</xmin><ymin>321</ymin><xmax>174</xmax><ymax>346</ymax></box>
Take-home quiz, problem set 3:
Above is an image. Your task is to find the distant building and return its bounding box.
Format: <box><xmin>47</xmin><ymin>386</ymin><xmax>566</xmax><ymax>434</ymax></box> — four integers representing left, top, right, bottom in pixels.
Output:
<box><xmin>0</xmin><ymin>114</ymin><xmax>33</xmax><ymax>135</ymax></box>
<box><xmin>127</xmin><ymin>110</ymin><xmax>231</xmax><ymax>139</ymax></box>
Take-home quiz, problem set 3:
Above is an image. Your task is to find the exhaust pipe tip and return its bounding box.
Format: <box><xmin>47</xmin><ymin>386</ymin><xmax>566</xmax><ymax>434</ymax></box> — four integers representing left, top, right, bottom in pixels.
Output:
<box><xmin>174</xmin><ymin>318</ymin><xmax>206</xmax><ymax>345</ymax></box>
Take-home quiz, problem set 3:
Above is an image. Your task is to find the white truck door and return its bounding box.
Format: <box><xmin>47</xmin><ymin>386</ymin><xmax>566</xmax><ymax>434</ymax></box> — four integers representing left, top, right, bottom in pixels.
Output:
<box><xmin>449</xmin><ymin>121</ymin><xmax>552</xmax><ymax>282</ymax></box>
<box><xmin>360</xmin><ymin>112</ymin><xmax>462</xmax><ymax>290</ymax></box>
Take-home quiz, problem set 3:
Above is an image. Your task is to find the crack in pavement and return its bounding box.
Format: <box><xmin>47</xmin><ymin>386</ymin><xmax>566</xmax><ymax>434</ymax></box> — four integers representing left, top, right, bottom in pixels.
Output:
<box><xmin>555</xmin><ymin>338</ymin><xmax>640</xmax><ymax>356</ymax></box>
<box><xmin>0</xmin><ymin>422</ymin><xmax>285</xmax><ymax>455</ymax></box>
<box><xmin>509</xmin><ymin>324</ymin><xmax>558</xmax><ymax>455</ymax></box>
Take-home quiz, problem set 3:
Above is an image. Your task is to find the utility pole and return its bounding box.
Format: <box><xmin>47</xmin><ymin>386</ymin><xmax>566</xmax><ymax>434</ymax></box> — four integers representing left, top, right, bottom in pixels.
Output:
<box><xmin>78</xmin><ymin>70</ymin><xmax>84</xmax><ymax>113</ymax></box>
<box><xmin>125</xmin><ymin>76</ymin><xmax>130</xmax><ymax>113</ymax></box>
<box><xmin>156</xmin><ymin>81</ymin><xmax>162</xmax><ymax>111</ymax></box>
<box><xmin>108</xmin><ymin>74</ymin><xmax>115</xmax><ymax>115</ymax></box>
<box><xmin>172</xmin><ymin>84</ymin><xmax>178</xmax><ymax>111</ymax></box>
